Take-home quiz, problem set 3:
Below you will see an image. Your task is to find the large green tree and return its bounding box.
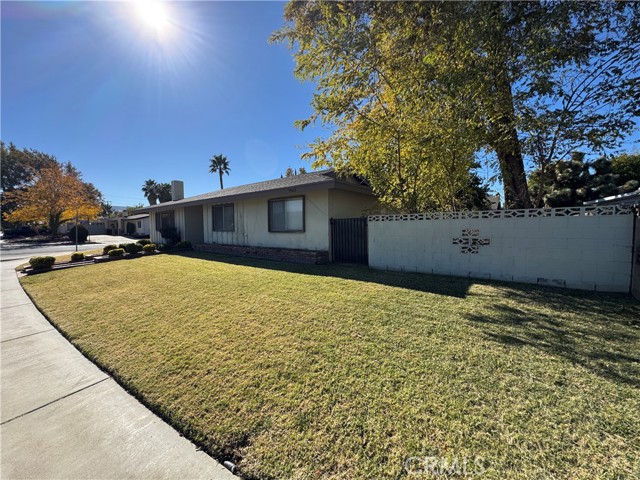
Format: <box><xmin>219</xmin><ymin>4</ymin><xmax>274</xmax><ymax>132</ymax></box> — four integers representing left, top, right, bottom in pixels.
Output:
<box><xmin>273</xmin><ymin>1</ymin><xmax>639</xmax><ymax>210</ymax></box>
<box><xmin>1</xmin><ymin>141</ymin><xmax>59</xmax><ymax>193</ymax></box>
<box><xmin>274</xmin><ymin>2</ymin><xmax>481</xmax><ymax>212</ymax></box>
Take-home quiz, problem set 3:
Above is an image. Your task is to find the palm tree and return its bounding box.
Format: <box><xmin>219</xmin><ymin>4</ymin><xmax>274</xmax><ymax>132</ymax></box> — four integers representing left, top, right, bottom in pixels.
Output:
<box><xmin>209</xmin><ymin>154</ymin><xmax>230</xmax><ymax>189</ymax></box>
<box><xmin>142</xmin><ymin>179</ymin><xmax>158</xmax><ymax>205</ymax></box>
<box><xmin>156</xmin><ymin>183</ymin><xmax>172</xmax><ymax>203</ymax></box>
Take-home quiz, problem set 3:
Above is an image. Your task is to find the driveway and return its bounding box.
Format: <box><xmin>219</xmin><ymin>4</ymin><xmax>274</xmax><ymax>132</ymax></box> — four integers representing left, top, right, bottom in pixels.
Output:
<box><xmin>0</xmin><ymin>243</ymin><xmax>236</xmax><ymax>479</ymax></box>
<box><xmin>0</xmin><ymin>235</ymin><xmax>135</xmax><ymax>262</ymax></box>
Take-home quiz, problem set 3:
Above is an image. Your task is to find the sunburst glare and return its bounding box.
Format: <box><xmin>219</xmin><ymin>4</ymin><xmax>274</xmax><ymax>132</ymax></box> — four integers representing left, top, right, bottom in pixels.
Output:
<box><xmin>134</xmin><ymin>0</ymin><xmax>171</xmax><ymax>39</ymax></box>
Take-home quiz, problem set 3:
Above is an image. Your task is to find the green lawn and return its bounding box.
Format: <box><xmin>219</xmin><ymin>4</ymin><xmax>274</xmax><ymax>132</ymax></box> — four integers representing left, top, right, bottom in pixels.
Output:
<box><xmin>20</xmin><ymin>252</ymin><xmax>640</xmax><ymax>479</ymax></box>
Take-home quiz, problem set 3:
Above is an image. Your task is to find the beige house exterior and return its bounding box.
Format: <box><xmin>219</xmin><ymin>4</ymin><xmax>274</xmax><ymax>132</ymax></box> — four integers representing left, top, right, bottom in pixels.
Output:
<box><xmin>137</xmin><ymin>170</ymin><xmax>377</xmax><ymax>256</ymax></box>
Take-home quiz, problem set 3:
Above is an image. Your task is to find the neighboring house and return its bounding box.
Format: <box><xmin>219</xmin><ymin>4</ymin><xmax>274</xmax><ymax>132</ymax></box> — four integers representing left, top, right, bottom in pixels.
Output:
<box><xmin>136</xmin><ymin>170</ymin><xmax>378</xmax><ymax>261</ymax></box>
<box><xmin>487</xmin><ymin>194</ymin><xmax>502</xmax><ymax>210</ymax></box>
<box><xmin>57</xmin><ymin>215</ymin><xmax>150</xmax><ymax>237</ymax></box>
<box><xmin>58</xmin><ymin>219</ymin><xmax>106</xmax><ymax>236</ymax></box>
<box><xmin>120</xmin><ymin>214</ymin><xmax>150</xmax><ymax>237</ymax></box>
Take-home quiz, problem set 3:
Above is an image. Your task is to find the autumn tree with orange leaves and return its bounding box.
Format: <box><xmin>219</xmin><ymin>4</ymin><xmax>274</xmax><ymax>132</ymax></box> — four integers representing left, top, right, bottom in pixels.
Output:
<box><xmin>2</xmin><ymin>164</ymin><xmax>101</xmax><ymax>236</ymax></box>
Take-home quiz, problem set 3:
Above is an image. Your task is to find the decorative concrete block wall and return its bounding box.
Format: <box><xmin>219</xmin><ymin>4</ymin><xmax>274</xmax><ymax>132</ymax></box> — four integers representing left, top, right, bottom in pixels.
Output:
<box><xmin>368</xmin><ymin>206</ymin><xmax>635</xmax><ymax>293</ymax></box>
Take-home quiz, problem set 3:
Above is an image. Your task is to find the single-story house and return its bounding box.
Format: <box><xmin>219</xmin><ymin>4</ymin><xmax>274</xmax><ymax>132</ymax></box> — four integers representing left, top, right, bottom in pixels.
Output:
<box><xmin>119</xmin><ymin>214</ymin><xmax>150</xmax><ymax>237</ymax></box>
<box><xmin>136</xmin><ymin>170</ymin><xmax>378</xmax><ymax>262</ymax></box>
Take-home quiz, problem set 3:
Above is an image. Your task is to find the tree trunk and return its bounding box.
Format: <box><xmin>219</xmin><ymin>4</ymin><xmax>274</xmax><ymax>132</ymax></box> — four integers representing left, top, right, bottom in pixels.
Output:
<box><xmin>484</xmin><ymin>4</ymin><xmax>533</xmax><ymax>210</ymax></box>
<box><xmin>495</xmin><ymin>134</ymin><xmax>532</xmax><ymax>209</ymax></box>
<box><xmin>219</xmin><ymin>170</ymin><xmax>224</xmax><ymax>189</ymax></box>
<box><xmin>491</xmin><ymin>69</ymin><xmax>533</xmax><ymax>209</ymax></box>
<box><xmin>49</xmin><ymin>212</ymin><xmax>62</xmax><ymax>238</ymax></box>
<box><xmin>534</xmin><ymin>165</ymin><xmax>548</xmax><ymax>208</ymax></box>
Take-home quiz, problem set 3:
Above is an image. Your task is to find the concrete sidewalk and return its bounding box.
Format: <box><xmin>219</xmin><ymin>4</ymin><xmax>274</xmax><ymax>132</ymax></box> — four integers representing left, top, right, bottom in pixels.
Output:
<box><xmin>0</xmin><ymin>259</ymin><xmax>236</xmax><ymax>479</ymax></box>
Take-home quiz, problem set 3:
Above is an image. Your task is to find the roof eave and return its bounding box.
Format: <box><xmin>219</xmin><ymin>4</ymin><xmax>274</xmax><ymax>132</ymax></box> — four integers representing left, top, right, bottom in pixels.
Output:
<box><xmin>133</xmin><ymin>179</ymin><xmax>374</xmax><ymax>214</ymax></box>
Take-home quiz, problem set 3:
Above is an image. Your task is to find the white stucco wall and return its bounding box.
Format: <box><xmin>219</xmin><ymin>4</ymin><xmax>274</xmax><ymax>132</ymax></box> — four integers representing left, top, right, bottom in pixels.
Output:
<box><xmin>368</xmin><ymin>207</ymin><xmax>635</xmax><ymax>292</ymax></box>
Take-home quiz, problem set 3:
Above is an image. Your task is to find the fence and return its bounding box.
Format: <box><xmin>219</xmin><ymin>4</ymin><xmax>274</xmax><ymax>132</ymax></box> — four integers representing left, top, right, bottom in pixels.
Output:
<box><xmin>368</xmin><ymin>205</ymin><xmax>636</xmax><ymax>293</ymax></box>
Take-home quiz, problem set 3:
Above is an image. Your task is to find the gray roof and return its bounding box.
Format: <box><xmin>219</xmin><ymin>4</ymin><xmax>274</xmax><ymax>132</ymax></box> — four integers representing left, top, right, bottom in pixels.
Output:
<box><xmin>121</xmin><ymin>214</ymin><xmax>149</xmax><ymax>220</ymax></box>
<box><xmin>582</xmin><ymin>188</ymin><xmax>640</xmax><ymax>207</ymax></box>
<box><xmin>135</xmin><ymin>169</ymin><xmax>372</xmax><ymax>212</ymax></box>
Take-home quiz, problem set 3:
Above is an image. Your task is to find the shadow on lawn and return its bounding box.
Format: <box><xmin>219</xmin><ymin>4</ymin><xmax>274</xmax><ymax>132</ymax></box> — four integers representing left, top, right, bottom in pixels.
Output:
<box><xmin>465</xmin><ymin>287</ymin><xmax>640</xmax><ymax>387</ymax></box>
<box><xmin>170</xmin><ymin>250</ymin><xmax>473</xmax><ymax>298</ymax></box>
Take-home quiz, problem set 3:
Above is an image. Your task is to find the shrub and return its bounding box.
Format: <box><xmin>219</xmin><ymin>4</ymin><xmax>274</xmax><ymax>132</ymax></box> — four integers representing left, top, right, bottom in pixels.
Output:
<box><xmin>68</xmin><ymin>224</ymin><xmax>89</xmax><ymax>243</ymax></box>
<box><xmin>29</xmin><ymin>256</ymin><xmax>56</xmax><ymax>270</ymax></box>
<box><xmin>157</xmin><ymin>243</ymin><xmax>174</xmax><ymax>252</ymax></box>
<box><xmin>136</xmin><ymin>239</ymin><xmax>151</xmax><ymax>246</ymax></box>
<box><xmin>124</xmin><ymin>243</ymin><xmax>143</xmax><ymax>254</ymax></box>
<box><xmin>108</xmin><ymin>248</ymin><xmax>125</xmax><ymax>257</ymax></box>
<box><xmin>176</xmin><ymin>240</ymin><xmax>192</xmax><ymax>249</ymax></box>
<box><xmin>142</xmin><ymin>243</ymin><xmax>156</xmax><ymax>253</ymax></box>
<box><xmin>2</xmin><ymin>226</ymin><xmax>36</xmax><ymax>239</ymax></box>
<box><xmin>71</xmin><ymin>252</ymin><xmax>85</xmax><ymax>262</ymax></box>
<box><xmin>118</xmin><ymin>243</ymin><xmax>127</xmax><ymax>249</ymax></box>
<box><xmin>160</xmin><ymin>226</ymin><xmax>180</xmax><ymax>245</ymax></box>
<box><xmin>103</xmin><ymin>244</ymin><xmax>118</xmax><ymax>255</ymax></box>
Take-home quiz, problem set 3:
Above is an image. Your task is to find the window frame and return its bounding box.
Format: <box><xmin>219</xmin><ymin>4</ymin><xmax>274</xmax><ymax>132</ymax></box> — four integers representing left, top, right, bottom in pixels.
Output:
<box><xmin>268</xmin><ymin>196</ymin><xmax>305</xmax><ymax>233</ymax></box>
<box><xmin>212</xmin><ymin>203</ymin><xmax>235</xmax><ymax>232</ymax></box>
<box><xmin>155</xmin><ymin>210</ymin><xmax>175</xmax><ymax>232</ymax></box>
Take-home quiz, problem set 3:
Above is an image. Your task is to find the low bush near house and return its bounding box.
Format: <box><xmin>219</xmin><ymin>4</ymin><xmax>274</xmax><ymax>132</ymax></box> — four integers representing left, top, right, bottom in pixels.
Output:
<box><xmin>136</xmin><ymin>239</ymin><xmax>151</xmax><ymax>246</ymax></box>
<box><xmin>124</xmin><ymin>243</ymin><xmax>143</xmax><ymax>254</ymax></box>
<box><xmin>71</xmin><ymin>252</ymin><xmax>85</xmax><ymax>262</ymax></box>
<box><xmin>29</xmin><ymin>256</ymin><xmax>55</xmax><ymax>270</ymax></box>
<box><xmin>103</xmin><ymin>244</ymin><xmax>118</xmax><ymax>255</ymax></box>
<box><xmin>108</xmin><ymin>248</ymin><xmax>125</xmax><ymax>257</ymax></box>
<box><xmin>176</xmin><ymin>241</ymin><xmax>192</xmax><ymax>249</ymax></box>
<box><xmin>142</xmin><ymin>243</ymin><xmax>156</xmax><ymax>253</ymax></box>
<box><xmin>160</xmin><ymin>226</ymin><xmax>180</xmax><ymax>245</ymax></box>
<box><xmin>68</xmin><ymin>224</ymin><xmax>89</xmax><ymax>243</ymax></box>
<box><xmin>118</xmin><ymin>243</ymin><xmax>127</xmax><ymax>249</ymax></box>
<box><xmin>157</xmin><ymin>243</ymin><xmax>174</xmax><ymax>252</ymax></box>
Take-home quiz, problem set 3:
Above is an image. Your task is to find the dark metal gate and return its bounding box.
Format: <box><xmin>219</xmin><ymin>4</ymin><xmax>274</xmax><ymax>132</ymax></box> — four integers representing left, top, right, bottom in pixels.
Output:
<box><xmin>330</xmin><ymin>217</ymin><xmax>368</xmax><ymax>264</ymax></box>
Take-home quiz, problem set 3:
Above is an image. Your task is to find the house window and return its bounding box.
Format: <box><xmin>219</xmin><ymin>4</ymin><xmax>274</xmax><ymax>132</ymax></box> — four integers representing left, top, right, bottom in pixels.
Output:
<box><xmin>137</xmin><ymin>221</ymin><xmax>142</xmax><ymax>228</ymax></box>
<box><xmin>213</xmin><ymin>204</ymin><xmax>234</xmax><ymax>231</ymax></box>
<box><xmin>155</xmin><ymin>211</ymin><xmax>175</xmax><ymax>231</ymax></box>
<box><xmin>268</xmin><ymin>196</ymin><xmax>304</xmax><ymax>232</ymax></box>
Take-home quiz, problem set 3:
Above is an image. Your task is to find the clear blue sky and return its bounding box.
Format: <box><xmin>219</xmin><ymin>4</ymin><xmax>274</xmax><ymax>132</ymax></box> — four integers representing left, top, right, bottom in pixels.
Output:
<box><xmin>2</xmin><ymin>1</ymin><xmax>327</xmax><ymax>206</ymax></box>
<box><xmin>2</xmin><ymin>1</ymin><xmax>638</xmax><ymax>207</ymax></box>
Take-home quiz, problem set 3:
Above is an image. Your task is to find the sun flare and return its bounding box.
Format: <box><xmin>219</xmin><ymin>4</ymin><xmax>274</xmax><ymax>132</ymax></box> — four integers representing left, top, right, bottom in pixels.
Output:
<box><xmin>135</xmin><ymin>0</ymin><xmax>169</xmax><ymax>34</ymax></box>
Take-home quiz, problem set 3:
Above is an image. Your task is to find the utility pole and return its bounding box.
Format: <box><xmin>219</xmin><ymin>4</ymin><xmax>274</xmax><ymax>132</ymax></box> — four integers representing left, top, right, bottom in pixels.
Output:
<box><xmin>75</xmin><ymin>208</ymin><xmax>79</xmax><ymax>252</ymax></box>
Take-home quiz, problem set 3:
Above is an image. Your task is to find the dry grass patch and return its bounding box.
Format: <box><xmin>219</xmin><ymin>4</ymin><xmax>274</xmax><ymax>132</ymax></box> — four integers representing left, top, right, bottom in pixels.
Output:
<box><xmin>20</xmin><ymin>251</ymin><xmax>640</xmax><ymax>479</ymax></box>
